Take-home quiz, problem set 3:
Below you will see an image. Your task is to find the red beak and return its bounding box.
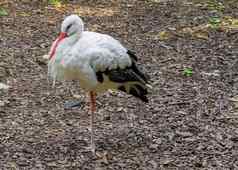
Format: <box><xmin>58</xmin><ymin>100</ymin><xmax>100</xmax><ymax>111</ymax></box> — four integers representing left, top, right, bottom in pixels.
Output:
<box><xmin>49</xmin><ymin>32</ymin><xmax>67</xmax><ymax>59</ymax></box>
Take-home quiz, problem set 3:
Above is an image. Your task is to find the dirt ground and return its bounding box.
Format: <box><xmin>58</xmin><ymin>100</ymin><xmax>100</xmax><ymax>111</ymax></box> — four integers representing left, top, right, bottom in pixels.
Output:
<box><xmin>1</xmin><ymin>0</ymin><xmax>238</xmax><ymax>169</ymax></box>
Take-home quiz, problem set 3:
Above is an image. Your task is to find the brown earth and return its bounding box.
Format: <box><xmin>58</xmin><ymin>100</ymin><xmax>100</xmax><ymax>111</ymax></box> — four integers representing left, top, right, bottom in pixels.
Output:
<box><xmin>0</xmin><ymin>0</ymin><xmax>238</xmax><ymax>169</ymax></box>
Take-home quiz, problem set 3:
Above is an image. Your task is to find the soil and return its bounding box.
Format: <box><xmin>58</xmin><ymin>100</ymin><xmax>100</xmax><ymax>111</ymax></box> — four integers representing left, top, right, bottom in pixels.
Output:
<box><xmin>1</xmin><ymin>0</ymin><xmax>238</xmax><ymax>169</ymax></box>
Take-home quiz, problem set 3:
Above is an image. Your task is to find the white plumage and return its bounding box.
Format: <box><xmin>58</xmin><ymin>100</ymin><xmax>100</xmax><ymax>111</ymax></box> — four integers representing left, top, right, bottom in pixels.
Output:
<box><xmin>49</xmin><ymin>31</ymin><xmax>132</xmax><ymax>92</ymax></box>
<box><xmin>48</xmin><ymin>14</ymin><xmax>150</xmax><ymax>154</ymax></box>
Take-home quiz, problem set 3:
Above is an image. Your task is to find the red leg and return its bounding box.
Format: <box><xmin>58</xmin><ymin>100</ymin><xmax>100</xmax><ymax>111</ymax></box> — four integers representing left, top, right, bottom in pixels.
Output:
<box><xmin>89</xmin><ymin>91</ymin><xmax>96</xmax><ymax>154</ymax></box>
<box><xmin>90</xmin><ymin>91</ymin><xmax>96</xmax><ymax>113</ymax></box>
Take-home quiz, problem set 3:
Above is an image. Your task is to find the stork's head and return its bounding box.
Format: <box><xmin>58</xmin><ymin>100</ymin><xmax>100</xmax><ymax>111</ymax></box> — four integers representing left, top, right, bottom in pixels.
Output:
<box><xmin>49</xmin><ymin>15</ymin><xmax>84</xmax><ymax>59</ymax></box>
<box><xmin>61</xmin><ymin>14</ymin><xmax>84</xmax><ymax>36</ymax></box>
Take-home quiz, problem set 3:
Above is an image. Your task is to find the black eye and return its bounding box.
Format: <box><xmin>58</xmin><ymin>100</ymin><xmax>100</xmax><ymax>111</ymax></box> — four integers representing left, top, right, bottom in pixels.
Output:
<box><xmin>66</xmin><ymin>24</ymin><xmax>73</xmax><ymax>32</ymax></box>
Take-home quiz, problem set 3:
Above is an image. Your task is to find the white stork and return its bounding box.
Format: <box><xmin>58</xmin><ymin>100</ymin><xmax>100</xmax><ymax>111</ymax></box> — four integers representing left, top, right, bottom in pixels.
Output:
<box><xmin>48</xmin><ymin>15</ymin><xmax>151</xmax><ymax>154</ymax></box>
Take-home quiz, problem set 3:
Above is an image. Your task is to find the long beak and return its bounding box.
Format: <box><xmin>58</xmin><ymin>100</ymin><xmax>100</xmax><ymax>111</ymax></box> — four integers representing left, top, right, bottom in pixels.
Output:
<box><xmin>49</xmin><ymin>32</ymin><xmax>67</xmax><ymax>59</ymax></box>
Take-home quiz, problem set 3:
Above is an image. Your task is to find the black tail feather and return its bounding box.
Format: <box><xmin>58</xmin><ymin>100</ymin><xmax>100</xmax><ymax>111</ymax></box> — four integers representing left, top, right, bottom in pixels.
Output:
<box><xmin>127</xmin><ymin>50</ymin><xmax>150</xmax><ymax>83</ymax></box>
<box><xmin>97</xmin><ymin>50</ymin><xmax>150</xmax><ymax>103</ymax></box>
<box><xmin>127</xmin><ymin>50</ymin><xmax>138</xmax><ymax>61</ymax></box>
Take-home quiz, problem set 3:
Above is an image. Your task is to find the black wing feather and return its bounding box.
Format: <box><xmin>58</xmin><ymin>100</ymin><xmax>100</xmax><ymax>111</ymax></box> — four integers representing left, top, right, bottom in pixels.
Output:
<box><xmin>106</xmin><ymin>67</ymin><xmax>149</xmax><ymax>103</ymax></box>
<box><xmin>127</xmin><ymin>50</ymin><xmax>138</xmax><ymax>61</ymax></box>
<box><xmin>127</xmin><ymin>50</ymin><xmax>150</xmax><ymax>83</ymax></box>
<box><xmin>95</xmin><ymin>50</ymin><xmax>150</xmax><ymax>103</ymax></box>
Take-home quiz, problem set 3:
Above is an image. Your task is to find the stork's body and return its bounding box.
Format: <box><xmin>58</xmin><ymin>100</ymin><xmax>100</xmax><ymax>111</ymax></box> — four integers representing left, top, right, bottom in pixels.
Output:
<box><xmin>48</xmin><ymin>15</ymin><xmax>150</xmax><ymax>154</ymax></box>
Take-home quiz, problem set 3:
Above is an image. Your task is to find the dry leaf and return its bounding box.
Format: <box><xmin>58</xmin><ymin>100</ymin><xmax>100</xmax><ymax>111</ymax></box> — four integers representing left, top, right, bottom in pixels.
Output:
<box><xmin>194</xmin><ymin>32</ymin><xmax>209</xmax><ymax>40</ymax></box>
<box><xmin>0</xmin><ymin>82</ymin><xmax>9</xmax><ymax>90</ymax></box>
<box><xmin>96</xmin><ymin>151</ymin><xmax>109</xmax><ymax>164</ymax></box>
<box><xmin>42</xmin><ymin>54</ymin><xmax>49</xmax><ymax>60</ymax></box>
<box><xmin>229</xmin><ymin>96</ymin><xmax>238</xmax><ymax>102</ymax></box>
<box><xmin>158</xmin><ymin>31</ymin><xmax>171</xmax><ymax>40</ymax></box>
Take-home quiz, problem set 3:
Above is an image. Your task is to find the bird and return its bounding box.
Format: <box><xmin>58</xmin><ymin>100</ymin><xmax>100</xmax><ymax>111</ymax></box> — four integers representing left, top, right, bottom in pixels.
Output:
<box><xmin>48</xmin><ymin>14</ymin><xmax>151</xmax><ymax>154</ymax></box>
